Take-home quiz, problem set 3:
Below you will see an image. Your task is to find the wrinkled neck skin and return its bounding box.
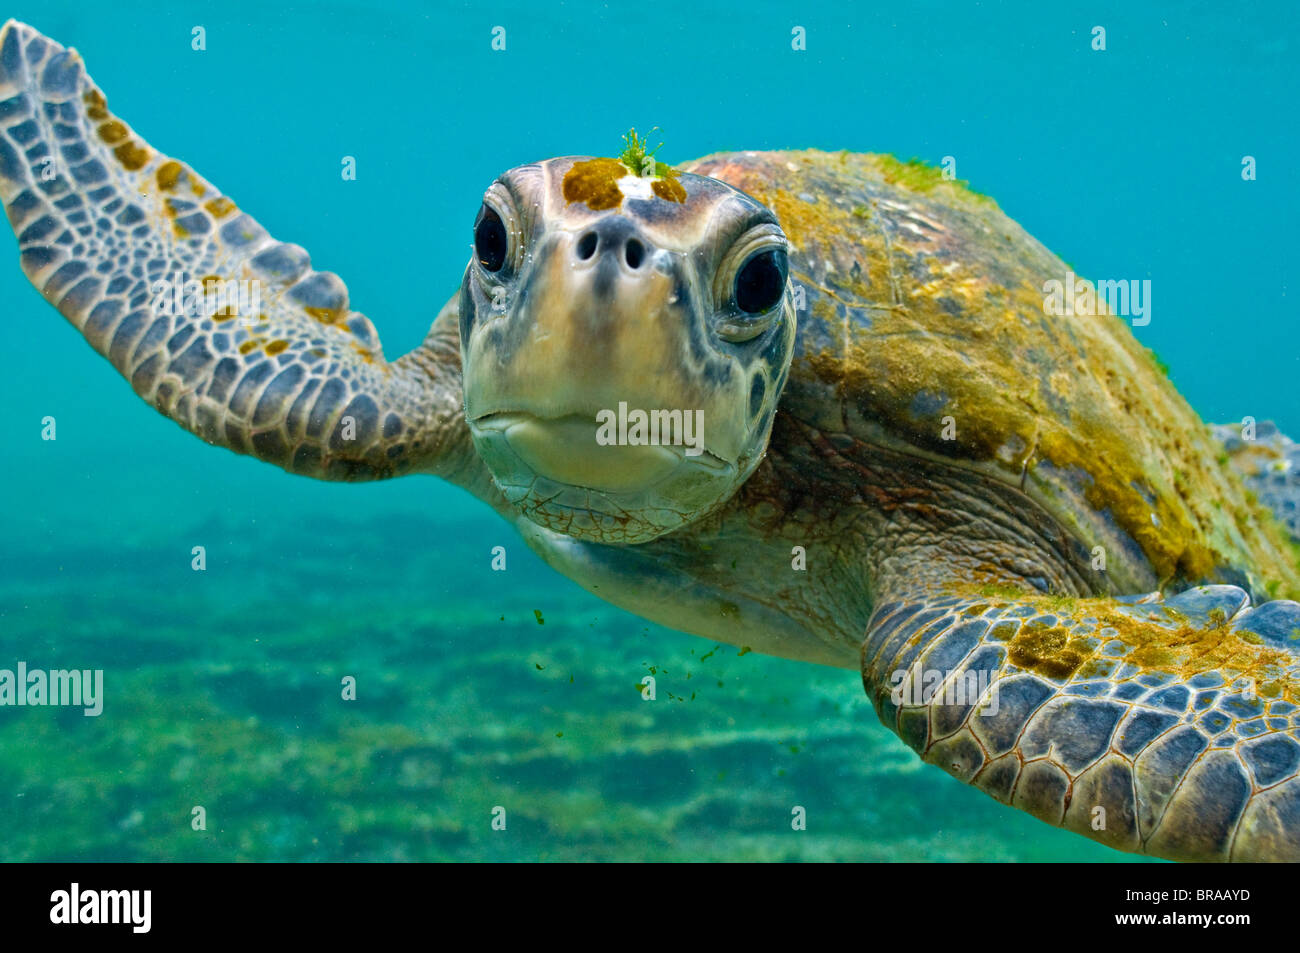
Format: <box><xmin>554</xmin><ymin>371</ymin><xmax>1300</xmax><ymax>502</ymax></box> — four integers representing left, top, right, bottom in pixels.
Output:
<box><xmin>421</xmin><ymin>290</ymin><xmax>1092</xmax><ymax>670</ymax></box>
<box><xmin>462</xmin><ymin>400</ymin><xmax>1095</xmax><ymax>672</ymax></box>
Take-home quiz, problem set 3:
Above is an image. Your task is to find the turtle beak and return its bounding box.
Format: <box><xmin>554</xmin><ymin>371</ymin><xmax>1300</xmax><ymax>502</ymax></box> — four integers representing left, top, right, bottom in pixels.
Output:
<box><xmin>460</xmin><ymin>217</ymin><xmax>756</xmax><ymax>542</ymax></box>
<box><xmin>456</xmin><ymin>158</ymin><xmax>796</xmax><ymax>544</ymax></box>
<box><xmin>463</xmin><ymin>221</ymin><xmax>750</xmax><ymax>470</ymax></box>
<box><xmin>471</xmin><ymin>411</ymin><xmax>726</xmax><ymax>493</ymax></box>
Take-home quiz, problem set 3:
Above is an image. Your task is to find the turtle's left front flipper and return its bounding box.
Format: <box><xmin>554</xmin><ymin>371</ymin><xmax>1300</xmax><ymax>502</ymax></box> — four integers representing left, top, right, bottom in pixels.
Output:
<box><xmin>861</xmin><ymin>584</ymin><xmax>1300</xmax><ymax>861</ymax></box>
<box><xmin>0</xmin><ymin>21</ymin><xmax>468</xmax><ymax>483</ymax></box>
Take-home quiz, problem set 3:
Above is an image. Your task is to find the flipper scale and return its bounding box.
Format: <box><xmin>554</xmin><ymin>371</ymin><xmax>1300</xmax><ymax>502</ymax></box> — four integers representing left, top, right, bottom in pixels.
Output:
<box><xmin>862</xmin><ymin>584</ymin><xmax>1300</xmax><ymax>861</ymax></box>
<box><xmin>0</xmin><ymin>20</ymin><xmax>462</xmax><ymax>481</ymax></box>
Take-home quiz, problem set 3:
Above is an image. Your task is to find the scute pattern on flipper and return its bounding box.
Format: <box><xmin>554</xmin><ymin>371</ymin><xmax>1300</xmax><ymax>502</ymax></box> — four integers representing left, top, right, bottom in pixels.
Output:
<box><xmin>0</xmin><ymin>21</ymin><xmax>453</xmax><ymax>480</ymax></box>
<box><xmin>863</xmin><ymin>586</ymin><xmax>1300</xmax><ymax>861</ymax></box>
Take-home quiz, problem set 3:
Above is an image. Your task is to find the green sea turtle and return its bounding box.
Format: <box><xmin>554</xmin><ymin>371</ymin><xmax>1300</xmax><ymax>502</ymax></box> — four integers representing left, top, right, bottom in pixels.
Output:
<box><xmin>3</xmin><ymin>20</ymin><xmax>1299</xmax><ymax>862</ymax></box>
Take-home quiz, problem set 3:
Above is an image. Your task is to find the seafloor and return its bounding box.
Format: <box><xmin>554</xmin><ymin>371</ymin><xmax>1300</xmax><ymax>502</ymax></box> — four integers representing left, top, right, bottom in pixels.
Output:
<box><xmin>0</xmin><ymin>493</ymin><xmax>1151</xmax><ymax>862</ymax></box>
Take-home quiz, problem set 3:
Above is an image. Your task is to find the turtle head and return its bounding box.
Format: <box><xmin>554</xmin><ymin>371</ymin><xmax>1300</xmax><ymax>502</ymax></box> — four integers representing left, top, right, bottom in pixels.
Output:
<box><xmin>460</xmin><ymin>154</ymin><xmax>796</xmax><ymax>544</ymax></box>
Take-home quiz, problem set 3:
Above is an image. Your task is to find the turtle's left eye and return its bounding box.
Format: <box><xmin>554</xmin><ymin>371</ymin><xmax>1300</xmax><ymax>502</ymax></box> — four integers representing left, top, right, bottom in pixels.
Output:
<box><xmin>734</xmin><ymin>249</ymin><xmax>787</xmax><ymax>314</ymax></box>
<box><xmin>714</xmin><ymin>222</ymin><xmax>788</xmax><ymax>343</ymax></box>
<box><xmin>475</xmin><ymin>204</ymin><xmax>508</xmax><ymax>272</ymax></box>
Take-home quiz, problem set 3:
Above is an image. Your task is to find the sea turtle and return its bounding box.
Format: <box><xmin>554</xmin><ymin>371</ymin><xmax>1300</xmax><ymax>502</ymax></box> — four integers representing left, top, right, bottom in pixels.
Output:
<box><xmin>3</xmin><ymin>20</ymin><xmax>1299</xmax><ymax>862</ymax></box>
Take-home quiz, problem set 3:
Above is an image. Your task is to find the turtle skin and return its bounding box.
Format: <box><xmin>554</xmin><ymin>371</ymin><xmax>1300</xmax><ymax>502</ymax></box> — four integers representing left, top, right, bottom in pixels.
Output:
<box><xmin>681</xmin><ymin>152</ymin><xmax>1300</xmax><ymax>860</ymax></box>
<box><xmin>683</xmin><ymin>150</ymin><xmax>1300</xmax><ymax>604</ymax></box>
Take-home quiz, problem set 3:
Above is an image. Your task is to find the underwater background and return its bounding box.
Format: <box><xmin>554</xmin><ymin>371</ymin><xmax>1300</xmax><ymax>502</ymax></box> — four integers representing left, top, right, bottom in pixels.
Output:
<box><xmin>0</xmin><ymin>0</ymin><xmax>1294</xmax><ymax>861</ymax></box>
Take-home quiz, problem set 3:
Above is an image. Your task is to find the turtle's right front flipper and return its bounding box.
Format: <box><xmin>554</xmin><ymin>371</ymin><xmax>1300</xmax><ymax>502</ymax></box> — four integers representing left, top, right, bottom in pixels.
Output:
<box><xmin>861</xmin><ymin>583</ymin><xmax>1300</xmax><ymax>861</ymax></box>
<box><xmin>0</xmin><ymin>21</ymin><xmax>468</xmax><ymax>483</ymax></box>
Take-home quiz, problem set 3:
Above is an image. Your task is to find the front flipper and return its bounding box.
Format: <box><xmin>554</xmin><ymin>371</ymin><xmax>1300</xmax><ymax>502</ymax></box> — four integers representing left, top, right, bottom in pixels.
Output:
<box><xmin>0</xmin><ymin>21</ymin><xmax>464</xmax><ymax>481</ymax></box>
<box><xmin>862</xmin><ymin>584</ymin><xmax>1300</xmax><ymax>861</ymax></box>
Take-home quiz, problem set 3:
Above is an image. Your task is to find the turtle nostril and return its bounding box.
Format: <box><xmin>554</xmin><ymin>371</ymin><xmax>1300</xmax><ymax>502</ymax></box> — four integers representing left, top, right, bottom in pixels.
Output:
<box><xmin>625</xmin><ymin>238</ymin><xmax>645</xmax><ymax>269</ymax></box>
<box><xmin>576</xmin><ymin>231</ymin><xmax>598</xmax><ymax>260</ymax></box>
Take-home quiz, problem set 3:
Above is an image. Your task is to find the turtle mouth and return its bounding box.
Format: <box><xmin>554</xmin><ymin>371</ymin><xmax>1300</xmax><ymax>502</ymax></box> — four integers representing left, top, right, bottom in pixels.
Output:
<box><xmin>466</xmin><ymin>408</ymin><xmax>751</xmax><ymax>544</ymax></box>
<box><xmin>470</xmin><ymin>411</ymin><xmax>732</xmax><ymax>494</ymax></box>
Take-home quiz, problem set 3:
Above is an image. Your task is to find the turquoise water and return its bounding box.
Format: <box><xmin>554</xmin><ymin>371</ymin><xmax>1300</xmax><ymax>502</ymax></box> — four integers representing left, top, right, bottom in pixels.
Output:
<box><xmin>0</xmin><ymin>0</ymin><xmax>1292</xmax><ymax>860</ymax></box>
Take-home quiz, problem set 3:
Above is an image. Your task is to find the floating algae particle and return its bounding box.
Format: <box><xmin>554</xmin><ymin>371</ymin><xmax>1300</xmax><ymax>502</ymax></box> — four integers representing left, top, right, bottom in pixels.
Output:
<box><xmin>534</xmin><ymin>609</ymin><xmax>544</xmax><ymax>624</ymax></box>
<box><xmin>535</xmin><ymin>663</ymin><xmax>544</xmax><ymax>671</ymax></box>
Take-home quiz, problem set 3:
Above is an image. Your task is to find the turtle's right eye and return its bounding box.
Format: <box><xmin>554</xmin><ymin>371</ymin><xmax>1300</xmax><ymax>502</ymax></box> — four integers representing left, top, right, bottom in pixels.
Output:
<box><xmin>474</xmin><ymin>204</ymin><xmax>508</xmax><ymax>272</ymax></box>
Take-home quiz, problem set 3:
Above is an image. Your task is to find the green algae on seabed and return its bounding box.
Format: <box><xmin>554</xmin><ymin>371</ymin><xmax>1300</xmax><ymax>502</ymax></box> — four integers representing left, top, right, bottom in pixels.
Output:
<box><xmin>0</xmin><ymin>506</ymin><xmax>1156</xmax><ymax>862</ymax></box>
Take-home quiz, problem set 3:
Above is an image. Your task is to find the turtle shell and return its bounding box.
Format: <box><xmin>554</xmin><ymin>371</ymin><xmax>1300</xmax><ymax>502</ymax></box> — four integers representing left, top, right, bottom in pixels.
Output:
<box><xmin>683</xmin><ymin>150</ymin><xmax>1299</xmax><ymax>599</ymax></box>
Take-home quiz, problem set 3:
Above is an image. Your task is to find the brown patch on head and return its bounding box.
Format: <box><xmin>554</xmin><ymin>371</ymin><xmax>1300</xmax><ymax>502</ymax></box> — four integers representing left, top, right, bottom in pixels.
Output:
<box><xmin>562</xmin><ymin>158</ymin><xmax>629</xmax><ymax>211</ymax></box>
<box><xmin>651</xmin><ymin>173</ymin><xmax>687</xmax><ymax>204</ymax></box>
